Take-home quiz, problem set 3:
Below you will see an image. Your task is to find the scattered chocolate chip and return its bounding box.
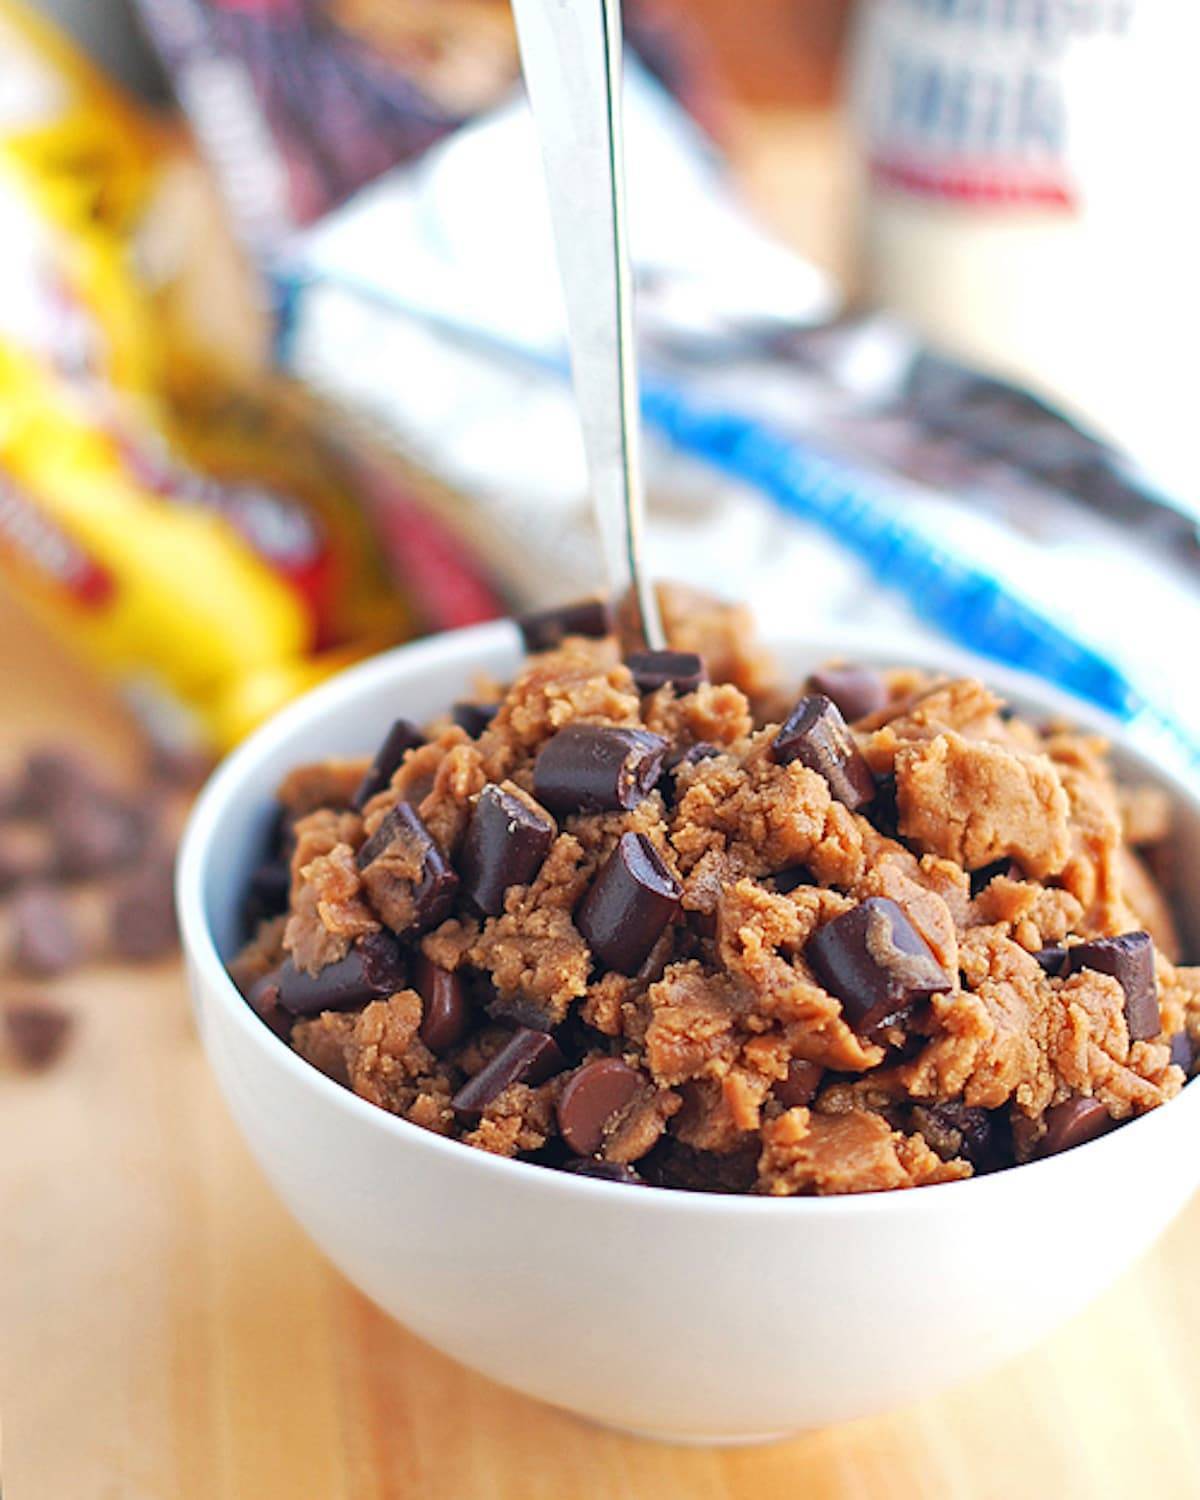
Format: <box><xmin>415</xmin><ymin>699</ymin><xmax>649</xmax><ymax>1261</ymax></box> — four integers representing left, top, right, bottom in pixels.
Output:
<box><xmin>772</xmin><ymin>695</ymin><xmax>876</xmax><ymax>812</ymax></box>
<box><xmin>352</xmin><ymin>718</ymin><xmax>424</xmax><ymax>811</ymax></box>
<box><xmin>247</xmin><ymin>969</ymin><xmax>292</xmax><ymax>1039</ymax></box>
<box><xmin>557</xmin><ymin>1057</ymin><xmax>644</xmax><ymax>1156</ymax></box>
<box><xmin>1033</xmin><ymin>944</ymin><xmax>1069</xmax><ymax>977</ymax></box>
<box><xmin>5</xmin><ymin>1001</ymin><xmax>74</xmax><ymax>1069</ymax></box>
<box><xmin>807</xmin><ymin>667</ymin><xmax>887</xmax><ymax>723</ymax></box>
<box><xmin>1035</xmin><ymin>1096</ymin><xmax>1115</xmax><ymax>1158</ymax></box>
<box><xmin>969</xmin><ymin>860</ymin><xmax>1021</xmax><ymax>897</ymax></box>
<box><xmin>517</xmin><ymin>598</ymin><xmax>613</xmax><ymax>652</ymax></box>
<box><xmin>1064</xmin><ymin>931</ymin><xmax>1159</xmax><ymax>1040</ymax></box>
<box><xmin>452</xmin><ymin>702</ymin><xmax>500</xmax><ymax>737</ymax></box>
<box><xmin>276</xmin><ymin>931</ymin><xmax>407</xmax><ymax>1016</ymax></box>
<box><xmin>109</xmin><ymin>854</ymin><xmax>179</xmax><ymax>960</ymax></box>
<box><xmin>807</xmin><ymin>896</ymin><xmax>952</xmax><ymax>1034</ymax></box>
<box><xmin>534</xmin><ymin>724</ymin><xmax>668</xmax><ymax>815</ymax></box>
<box><xmin>451</xmin><ymin>1026</ymin><xmax>565</xmax><ymax>1125</ymax></box>
<box><xmin>356</xmin><ymin>802</ymin><xmax>459</xmax><ymax>935</ymax></box>
<box><xmin>772</xmin><ymin>1058</ymin><xmax>822</xmax><ymax>1109</ymax></box>
<box><xmin>771</xmin><ymin>865</ymin><xmax>814</xmax><ymax>894</ymax></box>
<box><xmin>10</xmin><ymin>884</ymin><xmax>83</xmax><ymax>978</ymax></box>
<box><xmin>560</xmin><ymin>1157</ymin><xmax>645</xmax><ymax>1185</ymax></box>
<box><xmin>869</xmin><ymin>773</ymin><xmax>901</xmax><ymax>838</ymax></box>
<box><xmin>576</xmin><ymin>833</ymin><xmax>682</xmax><ymax>974</ymax></box>
<box><xmin>911</xmin><ymin>1101</ymin><xmax>1009</xmax><ymax>1172</ymax></box>
<box><xmin>625</xmin><ymin>650</ymin><xmax>707</xmax><ymax>696</ymax></box>
<box><xmin>459</xmin><ymin>783</ymin><xmax>555</xmax><ymax>916</ymax></box>
<box><xmin>50</xmin><ymin>791</ymin><xmax>145</xmax><ymax>880</ymax></box>
<box><xmin>412</xmin><ymin>952</ymin><xmax>472</xmax><ymax>1054</ymax></box>
<box><xmin>1170</xmin><ymin>1031</ymin><xmax>1195</xmax><ymax>1077</ymax></box>
<box><xmin>242</xmin><ymin>860</ymin><xmax>290</xmax><ymax>934</ymax></box>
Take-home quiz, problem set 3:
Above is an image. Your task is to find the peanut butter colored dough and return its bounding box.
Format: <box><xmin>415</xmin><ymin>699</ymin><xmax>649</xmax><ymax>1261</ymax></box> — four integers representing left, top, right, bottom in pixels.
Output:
<box><xmin>232</xmin><ymin>590</ymin><xmax>1197</xmax><ymax>1194</ymax></box>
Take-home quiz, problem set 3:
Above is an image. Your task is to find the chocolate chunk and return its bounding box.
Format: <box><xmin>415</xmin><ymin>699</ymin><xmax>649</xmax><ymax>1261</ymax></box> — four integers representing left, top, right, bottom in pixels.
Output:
<box><xmin>969</xmin><ymin>859</ymin><xmax>1021</xmax><ymax>897</ymax></box>
<box><xmin>1036</xmin><ymin>1096</ymin><xmax>1115</xmax><ymax>1158</ymax></box>
<box><xmin>560</xmin><ymin>1157</ymin><xmax>645</xmax><ymax>1185</ymax></box>
<box><xmin>533</xmin><ymin>724</ymin><xmax>667</xmax><ymax>815</ymax></box>
<box><xmin>352</xmin><ymin>718</ymin><xmax>424</xmax><ymax>811</ymax></box>
<box><xmin>451</xmin><ymin>1026</ymin><xmax>565</xmax><ymax>1125</ymax></box>
<box><xmin>772</xmin><ymin>1058</ymin><xmax>822</xmax><ymax>1109</ymax></box>
<box><xmin>576</xmin><ymin>833</ymin><xmax>682</xmax><ymax>974</ymax></box>
<box><xmin>911</xmin><ymin>1101</ymin><xmax>1009</xmax><ymax>1172</ymax></box>
<box><xmin>557</xmin><ymin>1057</ymin><xmax>644</xmax><ymax>1156</ymax></box>
<box><xmin>1170</xmin><ymin>1030</ymin><xmax>1195</xmax><ymax>1077</ymax></box>
<box><xmin>1064</xmin><ymin>931</ymin><xmax>1159</xmax><ymax>1040</ymax></box>
<box><xmin>807</xmin><ymin>896</ymin><xmax>952</xmax><ymax>1034</ymax></box>
<box><xmin>109</xmin><ymin>854</ymin><xmax>179</xmax><ymax>960</ymax></box>
<box><xmin>242</xmin><ymin>860</ymin><xmax>290</xmax><ymax>934</ymax></box>
<box><xmin>772</xmin><ymin>695</ymin><xmax>876</xmax><ymax>812</ymax></box>
<box><xmin>1033</xmin><ymin>944</ymin><xmax>1068</xmax><ymax>977</ymax></box>
<box><xmin>51</xmin><ymin>791</ymin><xmax>145</xmax><ymax>879</ymax></box>
<box><xmin>659</xmin><ymin>741</ymin><xmax>721</xmax><ymax>804</ymax></box>
<box><xmin>625</xmin><ymin>650</ymin><xmax>707</xmax><ymax>696</ymax></box>
<box><xmin>807</xmin><ymin>666</ymin><xmax>887</xmax><ymax>723</ymax></box>
<box><xmin>517</xmin><ymin>598</ymin><xmax>613</xmax><ymax>652</ymax></box>
<box><xmin>412</xmin><ymin>952</ymin><xmax>473</xmax><ymax>1055</ymax></box>
<box><xmin>10</xmin><ymin>884</ymin><xmax>83</xmax><ymax>978</ymax></box>
<box><xmin>247</xmin><ymin>969</ymin><xmax>292</xmax><ymax>1039</ymax></box>
<box><xmin>771</xmin><ymin>865</ymin><xmax>814</xmax><ymax>895</ymax></box>
<box><xmin>451</xmin><ymin>701</ymin><xmax>500</xmax><ymax>737</ymax></box>
<box><xmin>869</xmin><ymin>773</ymin><xmax>901</xmax><ymax>838</ymax></box>
<box><xmin>459</xmin><ymin>783</ymin><xmax>555</xmax><ymax>916</ymax></box>
<box><xmin>276</xmin><ymin>931</ymin><xmax>407</xmax><ymax>1016</ymax></box>
<box><xmin>356</xmin><ymin>802</ymin><xmax>459</xmax><ymax>935</ymax></box>
<box><xmin>5</xmin><ymin>1001</ymin><xmax>74</xmax><ymax>1069</ymax></box>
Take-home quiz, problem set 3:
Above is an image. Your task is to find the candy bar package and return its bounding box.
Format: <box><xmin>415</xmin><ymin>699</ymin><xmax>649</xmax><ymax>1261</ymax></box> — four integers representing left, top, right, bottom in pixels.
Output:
<box><xmin>274</xmin><ymin>61</ymin><xmax>1200</xmax><ymax>773</ymax></box>
<box><xmin>0</xmin><ymin>0</ymin><xmax>499</xmax><ymax>752</ymax></box>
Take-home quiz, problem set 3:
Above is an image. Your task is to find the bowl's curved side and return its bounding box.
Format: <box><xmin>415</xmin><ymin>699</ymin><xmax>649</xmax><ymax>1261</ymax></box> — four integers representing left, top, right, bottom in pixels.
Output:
<box><xmin>179</xmin><ymin>622</ymin><xmax>1200</xmax><ymax>1440</ymax></box>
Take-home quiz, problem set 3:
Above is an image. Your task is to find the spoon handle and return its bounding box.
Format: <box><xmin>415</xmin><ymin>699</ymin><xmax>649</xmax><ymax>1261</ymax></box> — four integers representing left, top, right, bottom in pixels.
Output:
<box><xmin>511</xmin><ymin>0</ymin><xmax>664</xmax><ymax>649</ymax></box>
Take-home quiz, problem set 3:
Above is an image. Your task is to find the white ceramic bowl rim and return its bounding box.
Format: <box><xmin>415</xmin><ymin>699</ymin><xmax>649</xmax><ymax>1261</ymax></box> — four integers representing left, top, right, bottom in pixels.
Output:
<box><xmin>177</xmin><ymin>620</ymin><xmax>1200</xmax><ymax>1220</ymax></box>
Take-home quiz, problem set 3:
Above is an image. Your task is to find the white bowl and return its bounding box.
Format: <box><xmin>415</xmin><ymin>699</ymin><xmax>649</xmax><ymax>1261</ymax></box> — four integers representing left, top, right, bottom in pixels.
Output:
<box><xmin>177</xmin><ymin>620</ymin><xmax>1200</xmax><ymax>1444</ymax></box>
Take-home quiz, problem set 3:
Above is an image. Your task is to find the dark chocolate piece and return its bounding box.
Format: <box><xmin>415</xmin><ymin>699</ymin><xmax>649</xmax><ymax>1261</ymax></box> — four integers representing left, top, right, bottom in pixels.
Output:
<box><xmin>1036</xmin><ymin>1096</ymin><xmax>1115</xmax><ymax>1158</ymax></box>
<box><xmin>1064</xmin><ymin>931</ymin><xmax>1159</xmax><ymax>1040</ymax></box>
<box><xmin>459</xmin><ymin>783</ymin><xmax>555</xmax><ymax>916</ymax></box>
<box><xmin>352</xmin><ymin>718</ymin><xmax>424</xmax><ymax>810</ymax></box>
<box><xmin>16</xmin><ymin>748</ymin><xmax>93</xmax><ymax>816</ymax></box>
<box><xmin>452</xmin><ymin>701</ymin><xmax>500</xmax><ymax>737</ymax></box>
<box><xmin>560</xmin><ymin>1157</ymin><xmax>645</xmax><ymax>1185</ymax></box>
<box><xmin>869</xmin><ymin>773</ymin><xmax>901</xmax><ymax>839</ymax></box>
<box><xmin>1170</xmin><ymin>1030</ymin><xmax>1195</xmax><ymax>1077</ymax></box>
<box><xmin>1033</xmin><ymin>945</ymin><xmax>1069</xmax><ymax>977</ymax></box>
<box><xmin>625</xmin><ymin>650</ymin><xmax>707</xmax><ymax>696</ymax></box>
<box><xmin>109</xmin><ymin>854</ymin><xmax>179</xmax><ymax>960</ymax></box>
<box><xmin>911</xmin><ymin>1101</ymin><xmax>1009</xmax><ymax>1172</ymax></box>
<box><xmin>969</xmin><ymin>860</ymin><xmax>1021</xmax><ymax>897</ymax></box>
<box><xmin>806</xmin><ymin>896</ymin><xmax>951</xmax><ymax>1033</ymax></box>
<box><xmin>356</xmin><ymin>802</ymin><xmax>459</xmax><ymax>935</ymax></box>
<box><xmin>5</xmin><ymin>1001</ymin><xmax>74</xmax><ymax>1069</ymax></box>
<box><xmin>533</xmin><ymin>724</ymin><xmax>667</xmax><ymax>815</ymax></box>
<box><xmin>247</xmin><ymin>969</ymin><xmax>292</xmax><ymax>1039</ymax></box>
<box><xmin>243</xmin><ymin>860</ymin><xmax>291</xmax><ymax>934</ymax></box>
<box><xmin>771</xmin><ymin>866</ymin><xmax>815</xmax><ymax>895</ymax></box>
<box><xmin>10</xmin><ymin>884</ymin><xmax>83</xmax><ymax>978</ymax></box>
<box><xmin>772</xmin><ymin>1058</ymin><xmax>822</xmax><ymax>1109</ymax></box>
<box><xmin>412</xmin><ymin>952</ymin><xmax>473</xmax><ymax>1055</ymax></box>
<box><xmin>772</xmin><ymin>695</ymin><xmax>876</xmax><ymax>812</ymax></box>
<box><xmin>556</xmin><ymin>1057</ymin><xmax>644</xmax><ymax>1156</ymax></box>
<box><xmin>276</xmin><ymin>931</ymin><xmax>407</xmax><ymax>1016</ymax></box>
<box><xmin>576</xmin><ymin>832</ymin><xmax>682</xmax><ymax>974</ymax></box>
<box><xmin>51</xmin><ymin>791</ymin><xmax>145</xmax><ymax>880</ymax></box>
<box><xmin>659</xmin><ymin>742</ymin><xmax>721</xmax><ymax>804</ymax></box>
<box><xmin>517</xmin><ymin>598</ymin><xmax>613</xmax><ymax>652</ymax></box>
<box><xmin>451</xmin><ymin>1027</ymin><xmax>566</xmax><ymax>1125</ymax></box>
<box><xmin>807</xmin><ymin>666</ymin><xmax>887</xmax><ymax>723</ymax></box>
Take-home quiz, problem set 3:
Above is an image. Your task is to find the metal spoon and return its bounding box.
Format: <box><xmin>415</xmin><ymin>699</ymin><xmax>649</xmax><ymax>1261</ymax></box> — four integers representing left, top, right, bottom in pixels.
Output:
<box><xmin>510</xmin><ymin>0</ymin><xmax>665</xmax><ymax>649</ymax></box>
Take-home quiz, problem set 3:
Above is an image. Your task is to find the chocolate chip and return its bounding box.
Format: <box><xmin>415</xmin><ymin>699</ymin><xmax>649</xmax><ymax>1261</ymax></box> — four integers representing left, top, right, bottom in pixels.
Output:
<box><xmin>772</xmin><ymin>1058</ymin><xmax>822</xmax><ymax>1109</ymax></box>
<box><xmin>533</xmin><ymin>724</ymin><xmax>668</xmax><ymax>815</ymax></box>
<box><xmin>1170</xmin><ymin>1030</ymin><xmax>1195</xmax><ymax>1076</ymax></box>
<box><xmin>659</xmin><ymin>741</ymin><xmax>721</xmax><ymax>804</ymax></box>
<box><xmin>10</xmin><ymin>884</ymin><xmax>83</xmax><ymax>978</ymax></box>
<box><xmin>247</xmin><ymin>969</ymin><xmax>292</xmax><ymax>1038</ymax></box>
<box><xmin>50</xmin><ymin>791</ymin><xmax>145</xmax><ymax>880</ymax></box>
<box><xmin>807</xmin><ymin>896</ymin><xmax>952</xmax><ymax>1033</ymax></box>
<box><xmin>869</xmin><ymin>773</ymin><xmax>901</xmax><ymax>838</ymax></box>
<box><xmin>452</xmin><ymin>702</ymin><xmax>500</xmax><ymax>737</ymax></box>
<box><xmin>242</xmin><ymin>860</ymin><xmax>290</xmax><ymax>934</ymax></box>
<box><xmin>807</xmin><ymin>667</ymin><xmax>887</xmax><ymax>722</ymax></box>
<box><xmin>109</xmin><ymin>854</ymin><xmax>179</xmax><ymax>960</ymax></box>
<box><xmin>5</xmin><ymin>1001</ymin><xmax>74</xmax><ymax>1069</ymax></box>
<box><xmin>969</xmin><ymin>860</ymin><xmax>1021</xmax><ymax>897</ymax></box>
<box><xmin>1033</xmin><ymin>944</ymin><xmax>1069</xmax><ymax>977</ymax></box>
<box><xmin>625</xmin><ymin>650</ymin><xmax>707</xmax><ymax>696</ymax></box>
<box><xmin>517</xmin><ymin>599</ymin><xmax>613</xmax><ymax>652</ymax></box>
<box><xmin>1036</xmin><ymin>1096</ymin><xmax>1115</xmax><ymax>1158</ymax></box>
<box><xmin>352</xmin><ymin>718</ymin><xmax>424</xmax><ymax>811</ymax></box>
<box><xmin>1064</xmin><ymin>931</ymin><xmax>1159</xmax><ymax>1040</ymax></box>
<box><xmin>356</xmin><ymin>802</ymin><xmax>459</xmax><ymax>935</ymax></box>
<box><xmin>451</xmin><ymin>1026</ymin><xmax>565</xmax><ymax>1125</ymax></box>
<box><xmin>412</xmin><ymin>952</ymin><xmax>473</xmax><ymax>1054</ymax></box>
<box><xmin>560</xmin><ymin>1157</ymin><xmax>645</xmax><ymax>1185</ymax></box>
<box><xmin>771</xmin><ymin>865</ymin><xmax>814</xmax><ymax>894</ymax></box>
<box><xmin>459</xmin><ymin>783</ymin><xmax>555</xmax><ymax>916</ymax></box>
<box><xmin>556</xmin><ymin>1057</ymin><xmax>644</xmax><ymax>1155</ymax></box>
<box><xmin>576</xmin><ymin>833</ymin><xmax>682</xmax><ymax>974</ymax></box>
<box><xmin>911</xmin><ymin>1101</ymin><xmax>1009</xmax><ymax>1172</ymax></box>
<box><xmin>772</xmin><ymin>695</ymin><xmax>876</xmax><ymax>812</ymax></box>
<box><xmin>276</xmin><ymin>931</ymin><xmax>407</xmax><ymax>1016</ymax></box>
